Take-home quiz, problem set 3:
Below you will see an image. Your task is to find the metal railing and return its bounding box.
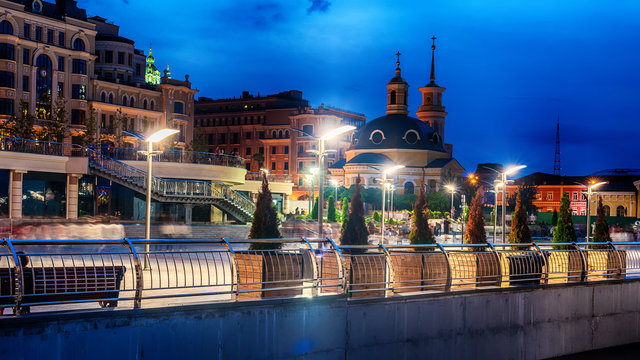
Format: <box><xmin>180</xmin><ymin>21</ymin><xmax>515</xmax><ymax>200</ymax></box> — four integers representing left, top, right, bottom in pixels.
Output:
<box><xmin>0</xmin><ymin>136</ymin><xmax>84</xmax><ymax>157</ymax></box>
<box><xmin>245</xmin><ymin>172</ymin><xmax>292</xmax><ymax>183</ymax></box>
<box><xmin>87</xmin><ymin>149</ymin><xmax>255</xmax><ymax>215</ymax></box>
<box><xmin>1</xmin><ymin>239</ymin><xmax>639</xmax><ymax>316</ymax></box>
<box><xmin>104</xmin><ymin>146</ymin><xmax>245</xmax><ymax>168</ymax></box>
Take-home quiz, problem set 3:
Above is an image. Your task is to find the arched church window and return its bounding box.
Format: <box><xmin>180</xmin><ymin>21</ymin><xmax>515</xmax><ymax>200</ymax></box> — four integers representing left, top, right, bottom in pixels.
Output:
<box><xmin>603</xmin><ymin>205</ymin><xmax>611</xmax><ymax>217</ymax></box>
<box><xmin>108</xmin><ymin>93</ymin><xmax>113</xmax><ymax>104</ymax></box>
<box><xmin>404</xmin><ymin>182</ymin><xmax>414</xmax><ymax>195</ymax></box>
<box><xmin>100</xmin><ymin>92</ymin><xmax>106</xmax><ymax>102</ymax></box>
<box><xmin>390</xmin><ymin>90</ymin><xmax>396</xmax><ymax>105</ymax></box>
<box><xmin>143</xmin><ymin>99</ymin><xmax>147</xmax><ymax>109</ymax></box>
<box><xmin>616</xmin><ymin>205</ymin><xmax>626</xmax><ymax>217</ymax></box>
<box><xmin>369</xmin><ymin>130</ymin><xmax>385</xmax><ymax>145</ymax></box>
<box><xmin>403</xmin><ymin>130</ymin><xmax>420</xmax><ymax>144</ymax></box>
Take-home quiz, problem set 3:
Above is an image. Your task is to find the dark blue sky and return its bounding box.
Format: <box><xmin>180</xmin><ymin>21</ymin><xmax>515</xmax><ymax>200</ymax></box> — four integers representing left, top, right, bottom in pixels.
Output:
<box><xmin>82</xmin><ymin>0</ymin><xmax>640</xmax><ymax>176</ymax></box>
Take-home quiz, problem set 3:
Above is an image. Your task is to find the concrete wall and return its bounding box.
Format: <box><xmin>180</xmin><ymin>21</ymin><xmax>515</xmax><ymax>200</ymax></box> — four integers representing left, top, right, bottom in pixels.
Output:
<box><xmin>1</xmin><ymin>280</ymin><xmax>639</xmax><ymax>360</ymax></box>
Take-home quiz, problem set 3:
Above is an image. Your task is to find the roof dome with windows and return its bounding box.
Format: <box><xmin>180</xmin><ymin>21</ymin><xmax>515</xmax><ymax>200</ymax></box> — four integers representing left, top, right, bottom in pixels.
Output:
<box><xmin>350</xmin><ymin>113</ymin><xmax>445</xmax><ymax>151</ymax></box>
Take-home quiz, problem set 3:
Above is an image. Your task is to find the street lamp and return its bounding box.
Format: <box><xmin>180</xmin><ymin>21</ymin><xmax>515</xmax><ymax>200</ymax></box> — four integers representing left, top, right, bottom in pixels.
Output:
<box><xmin>444</xmin><ymin>184</ymin><xmax>456</xmax><ymax>241</ymax></box>
<box><xmin>501</xmin><ymin>165</ymin><xmax>526</xmax><ymax>244</ymax></box>
<box><xmin>329</xmin><ymin>179</ymin><xmax>340</xmax><ymax>204</ymax></box>
<box><xmin>143</xmin><ymin>128</ymin><xmax>179</xmax><ymax>269</ymax></box>
<box><xmin>491</xmin><ymin>181</ymin><xmax>503</xmax><ymax>242</ymax></box>
<box><xmin>304</xmin><ymin>174</ymin><xmax>315</xmax><ymax>216</ymax></box>
<box><xmin>585</xmin><ymin>180</ymin><xmax>607</xmax><ymax>242</ymax></box>
<box><xmin>381</xmin><ymin>165</ymin><xmax>404</xmax><ymax>244</ymax></box>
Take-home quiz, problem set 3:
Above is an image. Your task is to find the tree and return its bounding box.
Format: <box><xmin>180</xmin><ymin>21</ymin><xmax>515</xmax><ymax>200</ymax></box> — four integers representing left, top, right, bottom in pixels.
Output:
<box><xmin>552</xmin><ymin>192</ymin><xmax>576</xmax><ymax>249</ymax></box>
<box><xmin>339</xmin><ymin>176</ymin><xmax>368</xmax><ymax>253</ymax></box>
<box><xmin>373</xmin><ymin>211</ymin><xmax>381</xmax><ymax>223</ymax></box>
<box><xmin>341</xmin><ymin>197</ymin><xmax>349</xmax><ymax>223</ymax></box>
<box><xmin>551</xmin><ymin>209</ymin><xmax>558</xmax><ymax>226</ymax></box>
<box><xmin>11</xmin><ymin>101</ymin><xmax>35</xmax><ymax>139</ymax></box>
<box><xmin>426</xmin><ymin>191</ymin><xmax>452</xmax><ymax>213</ymax></box>
<box><xmin>113</xmin><ymin>108</ymin><xmax>126</xmax><ymax>147</ymax></box>
<box><xmin>46</xmin><ymin>95</ymin><xmax>69</xmax><ymax>142</ymax></box>
<box><xmin>490</xmin><ymin>208</ymin><xmax>495</xmax><ymax>225</ymax></box>
<box><xmin>310</xmin><ymin>196</ymin><xmax>318</xmax><ymax>220</ymax></box>
<box><xmin>592</xmin><ymin>196</ymin><xmax>611</xmax><ymax>247</ymax></box>
<box><xmin>327</xmin><ymin>195</ymin><xmax>337</xmax><ymax>222</ymax></box>
<box><xmin>507</xmin><ymin>184</ymin><xmax>538</xmax><ymax>215</ymax></box>
<box><xmin>188</xmin><ymin>126</ymin><xmax>208</xmax><ymax>152</ymax></box>
<box><xmin>251</xmin><ymin>153</ymin><xmax>265</xmax><ymax>169</ymax></box>
<box><xmin>81</xmin><ymin>103</ymin><xmax>98</xmax><ymax>147</ymax></box>
<box><xmin>508</xmin><ymin>192</ymin><xmax>531</xmax><ymax>244</ymax></box>
<box><xmin>464</xmin><ymin>191</ymin><xmax>487</xmax><ymax>244</ymax></box>
<box><xmin>248</xmin><ymin>176</ymin><xmax>282</xmax><ymax>249</ymax></box>
<box><xmin>409</xmin><ymin>188</ymin><xmax>435</xmax><ymax>246</ymax></box>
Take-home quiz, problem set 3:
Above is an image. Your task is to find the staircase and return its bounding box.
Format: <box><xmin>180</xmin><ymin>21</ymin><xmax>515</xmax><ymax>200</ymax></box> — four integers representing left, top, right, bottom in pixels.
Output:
<box><xmin>86</xmin><ymin>149</ymin><xmax>255</xmax><ymax>223</ymax></box>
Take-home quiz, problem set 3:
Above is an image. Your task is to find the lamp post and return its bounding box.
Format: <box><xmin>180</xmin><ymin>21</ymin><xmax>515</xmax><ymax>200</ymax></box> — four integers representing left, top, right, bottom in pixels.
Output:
<box><xmin>381</xmin><ymin>165</ymin><xmax>404</xmax><ymax>244</ymax></box>
<box><xmin>329</xmin><ymin>179</ymin><xmax>339</xmax><ymax>203</ymax></box>
<box><xmin>444</xmin><ymin>184</ymin><xmax>456</xmax><ymax>241</ymax></box>
<box><xmin>304</xmin><ymin>176</ymin><xmax>313</xmax><ymax>215</ymax></box>
<box><xmin>585</xmin><ymin>181</ymin><xmax>607</xmax><ymax>242</ymax></box>
<box><xmin>492</xmin><ymin>181</ymin><xmax>503</xmax><ymax>242</ymax></box>
<box><xmin>501</xmin><ymin>165</ymin><xmax>526</xmax><ymax>244</ymax></box>
<box><xmin>143</xmin><ymin>128</ymin><xmax>179</xmax><ymax>270</ymax></box>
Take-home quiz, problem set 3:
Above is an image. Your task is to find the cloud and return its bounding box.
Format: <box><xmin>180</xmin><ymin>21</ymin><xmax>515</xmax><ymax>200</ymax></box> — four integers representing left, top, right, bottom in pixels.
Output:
<box><xmin>307</xmin><ymin>0</ymin><xmax>330</xmax><ymax>13</ymax></box>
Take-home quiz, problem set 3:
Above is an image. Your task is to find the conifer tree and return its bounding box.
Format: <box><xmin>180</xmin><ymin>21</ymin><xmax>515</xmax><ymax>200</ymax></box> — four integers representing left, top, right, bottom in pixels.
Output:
<box><xmin>508</xmin><ymin>192</ymin><xmax>531</xmax><ymax>244</ymax></box>
<box><xmin>551</xmin><ymin>209</ymin><xmax>558</xmax><ymax>226</ymax></box>
<box><xmin>552</xmin><ymin>192</ymin><xmax>576</xmax><ymax>249</ymax></box>
<box><xmin>592</xmin><ymin>196</ymin><xmax>611</xmax><ymax>248</ymax></box>
<box><xmin>464</xmin><ymin>191</ymin><xmax>487</xmax><ymax>244</ymax></box>
<box><xmin>47</xmin><ymin>96</ymin><xmax>68</xmax><ymax>142</ymax></box>
<box><xmin>12</xmin><ymin>101</ymin><xmax>35</xmax><ymax>139</ymax></box>
<box><xmin>409</xmin><ymin>187</ymin><xmax>435</xmax><ymax>246</ymax></box>
<box><xmin>340</xmin><ymin>197</ymin><xmax>349</xmax><ymax>224</ymax></box>
<box><xmin>373</xmin><ymin>211</ymin><xmax>381</xmax><ymax>223</ymax></box>
<box><xmin>82</xmin><ymin>104</ymin><xmax>98</xmax><ymax>147</ymax></box>
<box><xmin>327</xmin><ymin>195</ymin><xmax>337</xmax><ymax>222</ymax></box>
<box><xmin>311</xmin><ymin>196</ymin><xmax>318</xmax><ymax>220</ymax></box>
<box><xmin>339</xmin><ymin>176</ymin><xmax>368</xmax><ymax>253</ymax></box>
<box><xmin>248</xmin><ymin>176</ymin><xmax>282</xmax><ymax>250</ymax></box>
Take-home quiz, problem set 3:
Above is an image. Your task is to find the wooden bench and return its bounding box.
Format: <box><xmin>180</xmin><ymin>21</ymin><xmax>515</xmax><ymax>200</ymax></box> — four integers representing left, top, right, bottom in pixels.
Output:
<box><xmin>0</xmin><ymin>266</ymin><xmax>126</xmax><ymax>313</ymax></box>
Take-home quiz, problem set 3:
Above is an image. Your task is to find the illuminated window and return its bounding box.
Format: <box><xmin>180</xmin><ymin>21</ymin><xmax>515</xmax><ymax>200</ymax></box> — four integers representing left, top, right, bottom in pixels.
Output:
<box><xmin>572</xmin><ymin>192</ymin><xmax>578</xmax><ymax>201</ymax></box>
<box><xmin>546</xmin><ymin>192</ymin><xmax>553</xmax><ymax>200</ymax></box>
<box><xmin>616</xmin><ymin>206</ymin><xmax>626</xmax><ymax>217</ymax></box>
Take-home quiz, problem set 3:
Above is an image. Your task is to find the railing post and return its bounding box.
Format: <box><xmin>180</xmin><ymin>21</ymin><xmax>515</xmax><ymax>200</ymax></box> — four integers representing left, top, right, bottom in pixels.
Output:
<box><xmin>123</xmin><ymin>238</ymin><xmax>142</xmax><ymax>309</ymax></box>
<box><xmin>485</xmin><ymin>242</ymin><xmax>502</xmax><ymax>287</ymax></box>
<box><xmin>435</xmin><ymin>243</ymin><xmax>452</xmax><ymax>291</ymax></box>
<box><xmin>221</xmin><ymin>238</ymin><xmax>239</xmax><ymax>301</ymax></box>
<box><xmin>326</xmin><ymin>237</ymin><xmax>347</xmax><ymax>295</ymax></box>
<box><xmin>572</xmin><ymin>242</ymin><xmax>587</xmax><ymax>282</ymax></box>
<box><xmin>301</xmin><ymin>237</ymin><xmax>318</xmax><ymax>297</ymax></box>
<box><xmin>379</xmin><ymin>244</ymin><xmax>394</xmax><ymax>297</ymax></box>
<box><xmin>608</xmin><ymin>241</ymin><xmax>625</xmax><ymax>279</ymax></box>
<box><xmin>532</xmin><ymin>243</ymin><xmax>549</xmax><ymax>285</ymax></box>
<box><xmin>3</xmin><ymin>238</ymin><xmax>23</xmax><ymax>315</ymax></box>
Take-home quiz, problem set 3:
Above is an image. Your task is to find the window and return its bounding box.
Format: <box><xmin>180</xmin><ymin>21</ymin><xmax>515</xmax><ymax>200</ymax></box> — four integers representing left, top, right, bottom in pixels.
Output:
<box><xmin>298</xmin><ymin>162</ymin><xmax>303</xmax><ymax>170</ymax></box>
<box><xmin>245</xmin><ymin>148</ymin><xmax>252</xmax><ymax>156</ymax></box>
<box><xmin>572</xmin><ymin>192</ymin><xmax>578</xmax><ymax>201</ymax></box>
<box><xmin>220</xmin><ymin>133</ymin><xmax>226</xmax><ymax>144</ymax></box>
<box><xmin>245</xmin><ymin>163</ymin><xmax>251</xmax><ymax>171</ymax></box>
<box><xmin>57</xmin><ymin>56</ymin><xmax>64</xmax><ymax>72</ymax></box>
<box><xmin>302</xmin><ymin>125</ymin><xmax>313</xmax><ymax>135</ymax></box>
<box><xmin>71</xmin><ymin>84</ymin><xmax>86</xmax><ymax>100</ymax></box>
<box><xmin>100</xmin><ymin>114</ymin><xmax>106</xmax><ymax>128</ymax></box>
<box><xmin>122</xmin><ymin>96</ymin><xmax>127</xmax><ymax>105</ymax></box>
<box><xmin>0</xmin><ymin>98</ymin><xmax>13</xmax><ymax>115</ymax></box>
<box><xmin>22</xmin><ymin>48</ymin><xmax>29</xmax><ymax>65</ymax></box>
<box><xmin>129</xmin><ymin>97</ymin><xmax>134</xmax><ymax>107</ymax></box>
<box><xmin>117</xmin><ymin>51</ymin><xmax>124</xmax><ymax>65</ymax></box>
<box><xmin>284</xmin><ymin>162</ymin><xmax>288</xmax><ymax>170</ymax></box>
<box><xmin>128</xmin><ymin>53</ymin><xmax>132</xmax><ymax>66</ymax></box>
<box><xmin>58</xmin><ymin>32</ymin><xmax>64</xmax><ymax>47</ymax></box>
<box><xmin>72</xmin><ymin>38</ymin><xmax>85</xmax><ymax>51</ymax></box>
<box><xmin>390</xmin><ymin>90</ymin><xmax>396</xmax><ymax>105</ymax></box>
<box><xmin>35</xmin><ymin>26</ymin><xmax>41</xmax><ymax>41</ymax></box>
<box><xmin>105</xmin><ymin>50</ymin><xmax>113</xmax><ymax>63</ymax></box>
<box><xmin>72</xmin><ymin>59</ymin><xmax>86</xmax><ymax>74</ymax></box>
<box><xmin>232</xmin><ymin>132</ymin><xmax>239</xmax><ymax>144</ymax></box>
<box><xmin>71</xmin><ymin>109</ymin><xmax>85</xmax><ymax>125</ymax></box>
<box><xmin>23</xmin><ymin>24</ymin><xmax>30</xmax><ymax>39</ymax></box>
<box><xmin>298</xmin><ymin>145</ymin><xmax>303</xmax><ymax>154</ymax></box>
<box><xmin>370</xmin><ymin>130</ymin><xmax>385</xmax><ymax>144</ymax></box>
<box><xmin>57</xmin><ymin>82</ymin><xmax>63</xmax><ymax>95</ymax></box>
<box><xmin>603</xmin><ymin>205</ymin><xmax>611</xmax><ymax>217</ymax></box>
<box><xmin>284</xmin><ymin>146</ymin><xmax>289</xmax><ymax>154</ymax></box>
<box><xmin>616</xmin><ymin>206</ymin><xmax>626</xmax><ymax>217</ymax></box>
<box><xmin>546</xmin><ymin>192</ymin><xmax>553</xmax><ymax>200</ymax></box>
<box><xmin>0</xmin><ymin>21</ymin><xmax>13</xmax><ymax>35</ymax></box>
<box><xmin>135</xmin><ymin>63</ymin><xmax>141</xmax><ymax>76</ymax></box>
<box><xmin>404</xmin><ymin>182</ymin><xmax>415</xmax><ymax>195</ymax></box>
<box><xmin>271</xmin><ymin>162</ymin><xmax>276</xmax><ymax>171</ymax></box>
<box><xmin>259</xmin><ymin>131</ymin><xmax>265</xmax><ymax>139</ymax></box>
<box><xmin>271</xmin><ymin>146</ymin><xmax>276</xmax><ymax>154</ymax></box>
<box><xmin>108</xmin><ymin>93</ymin><xmax>113</xmax><ymax>103</ymax></box>
<box><xmin>285</xmin><ymin>130</ymin><xmax>290</xmax><ymax>138</ymax></box>
<box><xmin>245</xmin><ymin>132</ymin><xmax>252</xmax><ymax>140</ymax></box>
<box><xmin>208</xmin><ymin>134</ymin><xmax>213</xmax><ymax>144</ymax></box>
<box><xmin>47</xmin><ymin>29</ymin><xmax>53</xmax><ymax>43</ymax></box>
<box><xmin>100</xmin><ymin>92</ymin><xmax>106</xmax><ymax>102</ymax></box>
<box><xmin>150</xmin><ymin>100</ymin><xmax>154</xmax><ymax>110</ymax></box>
<box><xmin>22</xmin><ymin>75</ymin><xmax>28</xmax><ymax>91</ymax></box>
<box><xmin>0</xmin><ymin>43</ymin><xmax>14</xmax><ymax>60</ymax></box>
<box><xmin>259</xmin><ymin>147</ymin><xmax>264</xmax><ymax>154</ymax></box>
<box><xmin>0</xmin><ymin>71</ymin><xmax>14</xmax><ymax>88</ymax></box>
<box><xmin>173</xmin><ymin>101</ymin><xmax>184</xmax><ymax>114</ymax></box>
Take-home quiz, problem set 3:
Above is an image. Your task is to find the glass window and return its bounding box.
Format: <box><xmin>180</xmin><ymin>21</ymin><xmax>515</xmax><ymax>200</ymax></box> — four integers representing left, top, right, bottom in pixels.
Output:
<box><xmin>271</xmin><ymin>162</ymin><xmax>276</xmax><ymax>170</ymax></box>
<box><xmin>173</xmin><ymin>101</ymin><xmax>184</xmax><ymax>114</ymax></box>
<box><xmin>35</xmin><ymin>26</ymin><xmax>41</xmax><ymax>41</ymax></box>
<box><xmin>259</xmin><ymin>147</ymin><xmax>264</xmax><ymax>154</ymax></box>
<box><xmin>616</xmin><ymin>206</ymin><xmax>626</xmax><ymax>217</ymax></box>
<box><xmin>546</xmin><ymin>192</ymin><xmax>553</xmax><ymax>200</ymax></box>
<box><xmin>284</xmin><ymin>146</ymin><xmax>289</xmax><ymax>154</ymax></box>
<box><xmin>245</xmin><ymin>148</ymin><xmax>251</xmax><ymax>156</ymax></box>
<box><xmin>0</xmin><ymin>43</ymin><xmax>15</xmax><ymax>60</ymax></box>
<box><xmin>128</xmin><ymin>53</ymin><xmax>132</xmax><ymax>66</ymax></box>
<box><xmin>129</xmin><ymin>97</ymin><xmax>134</xmax><ymax>107</ymax></box>
<box><xmin>143</xmin><ymin>99</ymin><xmax>147</xmax><ymax>109</ymax></box>
<box><xmin>100</xmin><ymin>114</ymin><xmax>106</xmax><ymax>128</ymax></box>
<box><xmin>259</xmin><ymin>131</ymin><xmax>265</xmax><ymax>139</ymax></box>
<box><xmin>0</xmin><ymin>98</ymin><xmax>13</xmax><ymax>115</ymax></box>
<box><xmin>135</xmin><ymin>63</ymin><xmax>141</xmax><ymax>76</ymax></box>
<box><xmin>284</xmin><ymin>162</ymin><xmax>288</xmax><ymax>170</ymax></box>
<box><xmin>298</xmin><ymin>162</ymin><xmax>303</xmax><ymax>170</ymax></box>
<box><xmin>302</xmin><ymin>125</ymin><xmax>313</xmax><ymax>135</ymax></box>
<box><xmin>108</xmin><ymin>93</ymin><xmax>113</xmax><ymax>104</ymax></box>
<box><xmin>23</xmin><ymin>23</ymin><xmax>30</xmax><ymax>39</ymax></box>
<box><xmin>122</xmin><ymin>96</ymin><xmax>127</xmax><ymax>105</ymax></box>
<box><xmin>0</xmin><ymin>71</ymin><xmax>14</xmax><ymax>88</ymax></box>
<box><xmin>71</xmin><ymin>109</ymin><xmax>85</xmax><ymax>125</ymax></box>
<box><xmin>72</xmin><ymin>38</ymin><xmax>85</xmax><ymax>51</ymax></box>
<box><xmin>22</xmin><ymin>172</ymin><xmax>67</xmax><ymax>218</ymax></box>
<box><xmin>22</xmin><ymin>75</ymin><xmax>28</xmax><ymax>91</ymax></box>
<box><xmin>57</xmin><ymin>82</ymin><xmax>63</xmax><ymax>96</ymax></box>
<box><xmin>245</xmin><ymin>132</ymin><xmax>252</xmax><ymax>140</ymax></box>
<box><xmin>572</xmin><ymin>192</ymin><xmax>578</xmax><ymax>201</ymax></box>
<box><xmin>150</xmin><ymin>100</ymin><xmax>154</xmax><ymax>110</ymax></box>
<box><xmin>0</xmin><ymin>21</ymin><xmax>13</xmax><ymax>35</ymax></box>
<box><xmin>57</xmin><ymin>56</ymin><xmax>64</xmax><ymax>72</ymax></box>
<box><xmin>71</xmin><ymin>84</ymin><xmax>86</xmax><ymax>100</ymax></box>
<box><xmin>271</xmin><ymin>146</ymin><xmax>276</xmax><ymax>154</ymax></box>
<box><xmin>22</xmin><ymin>48</ymin><xmax>29</xmax><ymax>65</ymax></box>
<box><xmin>35</xmin><ymin>54</ymin><xmax>52</xmax><ymax>119</ymax></box>
<box><xmin>58</xmin><ymin>32</ymin><xmax>64</xmax><ymax>47</ymax></box>
<box><xmin>47</xmin><ymin>29</ymin><xmax>53</xmax><ymax>43</ymax></box>
<box><xmin>117</xmin><ymin>51</ymin><xmax>124</xmax><ymax>65</ymax></box>
<box><xmin>219</xmin><ymin>133</ymin><xmax>226</xmax><ymax>144</ymax></box>
<box><xmin>105</xmin><ymin>50</ymin><xmax>113</xmax><ymax>63</ymax></box>
<box><xmin>100</xmin><ymin>92</ymin><xmax>105</xmax><ymax>102</ymax></box>
<box><xmin>72</xmin><ymin>59</ymin><xmax>86</xmax><ymax>74</ymax></box>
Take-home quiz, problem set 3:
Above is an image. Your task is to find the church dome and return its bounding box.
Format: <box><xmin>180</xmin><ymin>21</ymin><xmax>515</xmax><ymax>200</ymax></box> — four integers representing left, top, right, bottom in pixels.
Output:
<box><xmin>350</xmin><ymin>114</ymin><xmax>445</xmax><ymax>151</ymax></box>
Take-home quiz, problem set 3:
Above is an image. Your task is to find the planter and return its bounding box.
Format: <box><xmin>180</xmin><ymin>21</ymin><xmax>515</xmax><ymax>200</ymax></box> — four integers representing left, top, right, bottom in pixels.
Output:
<box><xmin>345</xmin><ymin>254</ymin><xmax>386</xmax><ymax>298</ymax></box>
<box><xmin>506</xmin><ymin>254</ymin><xmax>544</xmax><ymax>286</ymax></box>
<box><xmin>236</xmin><ymin>252</ymin><xmax>304</xmax><ymax>299</ymax></box>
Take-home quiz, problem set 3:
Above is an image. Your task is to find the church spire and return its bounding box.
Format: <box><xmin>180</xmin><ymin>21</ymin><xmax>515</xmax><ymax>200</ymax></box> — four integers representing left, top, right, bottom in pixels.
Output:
<box><xmin>430</xmin><ymin>36</ymin><xmax>436</xmax><ymax>84</ymax></box>
<box><xmin>385</xmin><ymin>50</ymin><xmax>409</xmax><ymax>115</ymax></box>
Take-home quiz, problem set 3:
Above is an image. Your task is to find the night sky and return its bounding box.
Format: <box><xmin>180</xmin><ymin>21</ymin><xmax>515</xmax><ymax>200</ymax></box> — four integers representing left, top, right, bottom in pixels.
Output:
<box><xmin>82</xmin><ymin>0</ymin><xmax>640</xmax><ymax>176</ymax></box>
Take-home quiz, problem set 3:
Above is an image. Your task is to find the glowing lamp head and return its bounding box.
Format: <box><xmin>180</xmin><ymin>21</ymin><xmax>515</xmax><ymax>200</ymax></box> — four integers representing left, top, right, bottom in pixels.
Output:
<box><xmin>146</xmin><ymin>129</ymin><xmax>179</xmax><ymax>143</ymax></box>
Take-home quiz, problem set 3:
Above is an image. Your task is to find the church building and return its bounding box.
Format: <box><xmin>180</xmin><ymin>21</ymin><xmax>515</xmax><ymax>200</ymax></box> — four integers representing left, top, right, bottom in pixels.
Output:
<box><xmin>328</xmin><ymin>39</ymin><xmax>464</xmax><ymax>194</ymax></box>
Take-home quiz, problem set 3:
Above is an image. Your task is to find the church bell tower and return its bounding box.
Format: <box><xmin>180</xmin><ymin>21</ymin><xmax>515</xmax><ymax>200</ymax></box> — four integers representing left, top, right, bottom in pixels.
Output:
<box><xmin>416</xmin><ymin>36</ymin><xmax>448</xmax><ymax>141</ymax></box>
<box><xmin>386</xmin><ymin>51</ymin><xmax>409</xmax><ymax>115</ymax></box>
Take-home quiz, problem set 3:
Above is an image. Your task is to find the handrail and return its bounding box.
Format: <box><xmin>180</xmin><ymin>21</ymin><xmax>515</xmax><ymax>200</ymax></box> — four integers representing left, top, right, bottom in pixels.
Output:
<box><xmin>1</xmin><ymin>239</ymin><xmax>638</xmax><ymax>315</ymax></box>
<box><xmin>103</xmin><ymin>145</ymin><xmax>245</xmax><ymax>168</ymax></box>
